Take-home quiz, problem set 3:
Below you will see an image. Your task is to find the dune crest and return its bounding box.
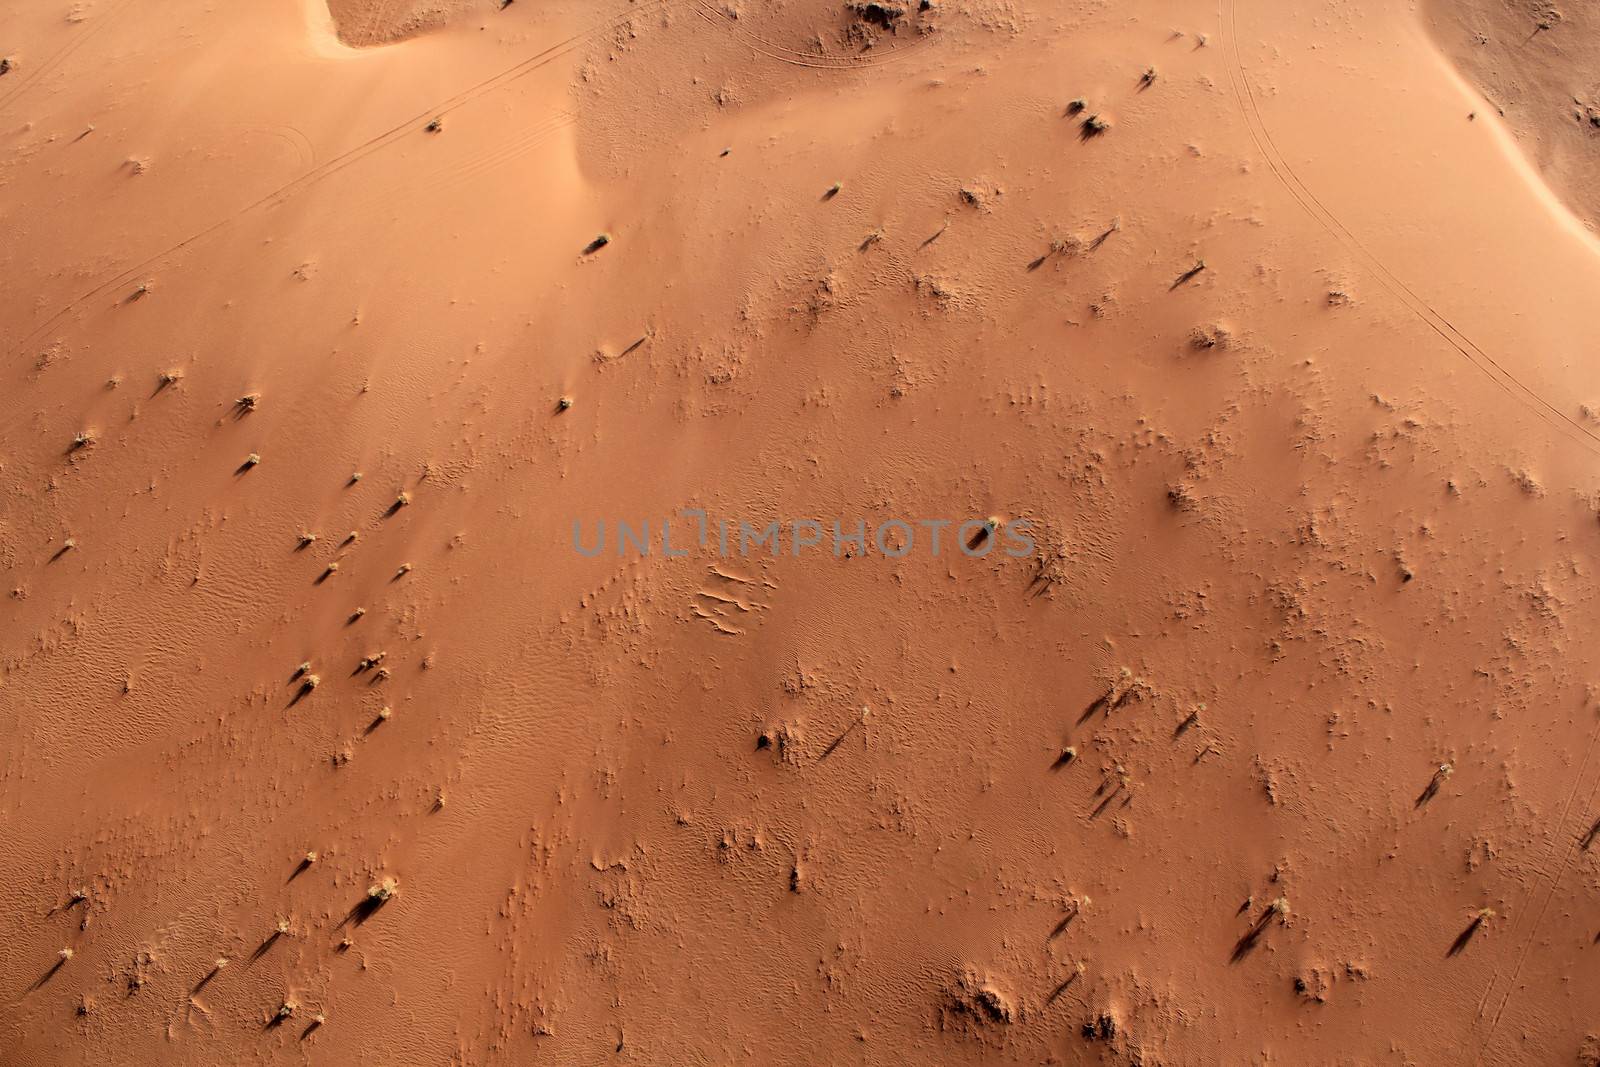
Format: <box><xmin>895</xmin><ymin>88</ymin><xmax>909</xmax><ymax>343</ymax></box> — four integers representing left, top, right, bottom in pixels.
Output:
<box><xmin>1424</xmin><ymin>0</ymin><xmax>1600</xmax><ymax>232</ymax></box>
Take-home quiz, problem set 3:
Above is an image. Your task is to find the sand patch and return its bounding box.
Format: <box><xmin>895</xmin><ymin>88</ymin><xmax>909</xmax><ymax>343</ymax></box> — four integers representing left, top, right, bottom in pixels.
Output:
<box><xmin>1425</xmin><ymin>0</ymin><xmax>1600</xmax><ymax>231</ymax></box>
<box><xmin>324</xmin><ymin>0</ymin><xmax>493</xmax><ymax>45</ymax></box>
<box><xmin>8</xmin><ymin>0</ymin><xmax>1600</xmax><ymax>1062</ymax></box>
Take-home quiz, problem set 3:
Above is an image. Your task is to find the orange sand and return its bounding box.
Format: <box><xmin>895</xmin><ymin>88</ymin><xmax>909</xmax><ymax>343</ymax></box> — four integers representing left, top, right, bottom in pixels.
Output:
<box><xmin>3</xmin><ymin>0</ymin><xmax>1600</xmax><ymax>1063</ymax></box>
<box><xmin>1425</xmin><ymin>0</ymin><xmax>1600</xmax><ymax>233</ymax></box>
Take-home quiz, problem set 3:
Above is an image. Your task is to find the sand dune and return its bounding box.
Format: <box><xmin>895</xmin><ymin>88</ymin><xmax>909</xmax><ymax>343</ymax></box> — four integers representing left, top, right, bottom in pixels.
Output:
<box><xmin>1425</xmin><ymin>0</ymin><xmax>1600</xmax><ymax>233</ymax></box>
<box><xmin>3</xmin><ymin>0</ymin><xmax>1600</xmax><ymax>1063</ymax></box>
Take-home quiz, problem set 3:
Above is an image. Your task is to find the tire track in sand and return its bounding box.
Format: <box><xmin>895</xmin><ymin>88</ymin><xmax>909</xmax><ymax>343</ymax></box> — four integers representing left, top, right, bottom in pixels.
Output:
<box><xmin>1222</xmin><ymin>0</ymin><xmax>1600</xmax><ymax>1054</ymax></box>
<box><xmin>0</xmin><ymin>0</ymin><xmax>140</xmax><ymax>114</ymax></box>
<box><xmin>1220</xmin><ymin>0</ymin><xmax>1600</xmax><ymax>460</ymax></box>
<box><xmin>1473</xmin><ymin>713</ymin><xmax>1600</xmax><ymax>1055</ymax></box>
<box><xmin>6</xmin><ymin>0</ymin><xmax>673</xmax><ymax>361</ymax></box>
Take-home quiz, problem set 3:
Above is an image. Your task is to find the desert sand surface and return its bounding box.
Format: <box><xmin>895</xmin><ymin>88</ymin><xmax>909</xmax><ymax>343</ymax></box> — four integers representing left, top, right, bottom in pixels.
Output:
<box><xmin>1425</xmin><ymin>0</ymin><xmax>1600</xmax><ymax>233</ymax></box>
<box><xmin>3</xmin><ymin>0</ymin><xmax>1600</xmax><ymax>1064</ymax></box>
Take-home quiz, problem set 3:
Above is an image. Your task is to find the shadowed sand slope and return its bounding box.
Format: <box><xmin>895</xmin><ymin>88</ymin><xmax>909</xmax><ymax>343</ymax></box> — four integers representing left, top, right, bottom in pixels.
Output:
<box><xmin>2</xmin><ymin>0</ymin><xmax>1600</xmax><ymax>1064</ymax></box>
<box><xmin>1425</xmin><ymin>0</ymin><xmax>1600</xmax><ymax>232</ymax></box>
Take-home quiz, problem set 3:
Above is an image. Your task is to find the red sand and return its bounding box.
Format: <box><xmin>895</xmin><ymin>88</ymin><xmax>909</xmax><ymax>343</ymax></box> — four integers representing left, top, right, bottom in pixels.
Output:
<box><xmin>3</xmin><ymin>0</ymin><xmax>1600</xmax><ymax>1062</ymax></box>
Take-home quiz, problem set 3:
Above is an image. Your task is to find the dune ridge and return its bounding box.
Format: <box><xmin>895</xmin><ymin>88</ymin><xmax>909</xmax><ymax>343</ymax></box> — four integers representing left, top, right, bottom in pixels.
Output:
<box><xmin>1424</xmin><ymin>0</ymin><xmax>1600</xmax><ymax>233</ymax></box>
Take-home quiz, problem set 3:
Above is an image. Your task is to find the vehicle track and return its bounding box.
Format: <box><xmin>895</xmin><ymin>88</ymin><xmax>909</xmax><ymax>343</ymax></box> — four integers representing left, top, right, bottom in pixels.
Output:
<box><xmin>1220</xmin><ymin>0</ymin><xmax>1600</xmax><ymax>459</ymax></box>
<box><xmin>1222</xmin><ymin>4</ymin><xmax>1600</xmax><ymax>1057</ymax></box>
<box><xmin>6</xmin><ymin>0</ymin><xmax>672</xmax><ymax>361</ymax></box>
<box><xmin>0</xmin><ymin>0</ymin><xmax>140</xmax><ymax>114</ymax></box>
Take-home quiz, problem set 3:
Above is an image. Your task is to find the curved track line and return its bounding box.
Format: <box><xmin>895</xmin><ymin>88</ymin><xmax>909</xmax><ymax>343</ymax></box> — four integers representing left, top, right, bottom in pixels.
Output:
<box><xmin>0</xmin><ymin>0</ymin><xmax>140</xmax><ymax>114</ymax></box>
<box><xmin>258</xmin><ymin>124</ymin><xmax>317</xmax><ymax>170</ymax></box>
<box><xmin>1474</xmin><ymin>715</ymin><xmax>1600</xmax><ymax>1053</ymax></box>
<box><xmin>1220</xmin><ymin>0</ymin><xmax>1600</xmax><ymax>459</ymax></box>
<box><xmin>6</xmin><ymin>0</ymin><xmax>670</xmax><ymax>361</ymax></box>
<box><xmin>1223</xmin><ymin>4</ymin><xmax>1600</xmax><ymax>1056</ymax></box>
<box><xmin>1222</xmin><ymin>0</ymin><xmax>1600</xmax><ymax>1048</ymax></box>
<box><xmin>689</xmin><ymin>0</ymin><xmax>935</xmax><ymax>71</ymax></box>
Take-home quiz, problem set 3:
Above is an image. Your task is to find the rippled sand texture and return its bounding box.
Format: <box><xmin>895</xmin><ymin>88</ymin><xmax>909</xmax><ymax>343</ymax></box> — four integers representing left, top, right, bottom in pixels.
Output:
<box><xmin>3</xmin><ymin>0</ymin><xmax>1600</xmax><ymax>1063</ymax></box>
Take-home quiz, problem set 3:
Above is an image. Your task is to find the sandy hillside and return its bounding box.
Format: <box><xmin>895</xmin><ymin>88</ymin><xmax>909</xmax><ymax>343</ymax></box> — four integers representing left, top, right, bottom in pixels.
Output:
<box><xmin>1425</xmin><ymin>0</ymin><xmax>1600</xmax><ymax>232</ymax></box>
<box><xmin>3</xmin><ymin>0</ymin><xmax>1600</xmax><ymax>1063</ymax></box>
